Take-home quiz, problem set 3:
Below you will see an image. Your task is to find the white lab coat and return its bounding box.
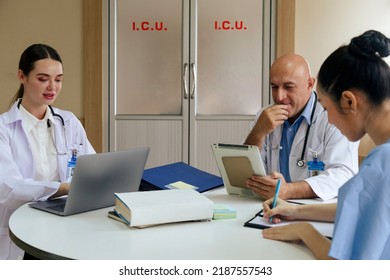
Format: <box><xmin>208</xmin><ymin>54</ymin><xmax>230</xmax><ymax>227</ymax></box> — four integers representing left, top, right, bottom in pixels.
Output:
<box><xmin>253</xmin><ymin>100</ymin><xmax>359</xmax><ymax>201</ymax></box>
<box><xmin>0</xmin><ymin>102</ymin><xmax>95</xmax><ymax>259</ymax></box>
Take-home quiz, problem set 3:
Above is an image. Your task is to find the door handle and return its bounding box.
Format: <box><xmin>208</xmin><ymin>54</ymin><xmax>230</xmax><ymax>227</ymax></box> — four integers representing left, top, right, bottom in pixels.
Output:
<box><xmin>183</xmin><ymin>63</ymin><xmax>189</xmax><ymax>99</ymax></box>
<box><xmin>190</xmin><ymin>63</ymin><xmax>197</xmax><ymax>99</ymax></box>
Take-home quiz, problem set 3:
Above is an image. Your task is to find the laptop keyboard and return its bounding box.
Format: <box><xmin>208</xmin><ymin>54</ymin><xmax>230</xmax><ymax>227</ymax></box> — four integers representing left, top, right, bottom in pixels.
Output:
<box><xmin>47</xmin><ymin>203</ymin><xmax>66</xmax><ymax>212</ymax></box>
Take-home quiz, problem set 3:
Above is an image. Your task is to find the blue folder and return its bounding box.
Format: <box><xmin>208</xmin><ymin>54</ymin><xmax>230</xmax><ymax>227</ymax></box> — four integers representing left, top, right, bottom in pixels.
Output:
<box><xmin>140</xmin><ymin>162</ymin><xmax>223</xmax><ymax>193</ymax></box>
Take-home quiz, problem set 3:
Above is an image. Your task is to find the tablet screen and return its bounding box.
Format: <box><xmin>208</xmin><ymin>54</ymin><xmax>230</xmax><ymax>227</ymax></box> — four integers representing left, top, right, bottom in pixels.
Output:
<box><xmin>212</xmin><ymin>143</ymin><xmax>266</xmax><ymax>198</ymax></box>
<box><xmin>222</xmin><ymin>156</ymin><xmax>254</xmax><ymax>189</ymax></box>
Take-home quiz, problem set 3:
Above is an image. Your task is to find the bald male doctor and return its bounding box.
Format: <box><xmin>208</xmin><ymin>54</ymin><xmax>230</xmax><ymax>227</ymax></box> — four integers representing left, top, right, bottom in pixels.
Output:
<box><xmin>244</xmin><ymin>54</ymin><xmax>359</xmax><ymax>201</ymax></box>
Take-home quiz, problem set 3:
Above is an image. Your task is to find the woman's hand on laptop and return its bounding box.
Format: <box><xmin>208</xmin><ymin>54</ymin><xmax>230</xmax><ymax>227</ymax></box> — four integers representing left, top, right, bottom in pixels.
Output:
<box><xmin>48</xmin><ymin>183</ymin><xmax>70</xmax><ymax>200</ymax></box>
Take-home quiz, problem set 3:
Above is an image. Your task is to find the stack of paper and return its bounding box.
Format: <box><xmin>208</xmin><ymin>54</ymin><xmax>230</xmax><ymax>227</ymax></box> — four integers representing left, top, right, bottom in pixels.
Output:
<box><xmin>213</xmin><ymin>204</ymin><xmax>237</xmax><ymax>220</ymax></box>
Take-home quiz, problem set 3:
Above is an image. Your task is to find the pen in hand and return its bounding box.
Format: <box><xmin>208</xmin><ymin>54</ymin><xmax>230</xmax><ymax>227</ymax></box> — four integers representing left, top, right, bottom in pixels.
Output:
<box><xmin>269</xmin><ymin>179</ymin><xmax>281</xmax><ymax>223</ymax></box>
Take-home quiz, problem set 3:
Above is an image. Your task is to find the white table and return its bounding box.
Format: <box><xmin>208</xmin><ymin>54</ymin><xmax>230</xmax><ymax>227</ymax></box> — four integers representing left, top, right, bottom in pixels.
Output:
<box><xmin>9</xmin><ymin>188</ymin><xmax>315</xmax><ymax>260</ymax></box>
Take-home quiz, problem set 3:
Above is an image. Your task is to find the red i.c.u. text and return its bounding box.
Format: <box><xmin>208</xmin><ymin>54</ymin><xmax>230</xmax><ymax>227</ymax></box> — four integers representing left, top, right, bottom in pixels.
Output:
<box><xmin>214</xmin><ymin>20</ymin><xmax>247</xmax><ymax>31</ymax></box>
<box><xmin>132</xmin><ymin>21</ymin><xmax>168</xmax><ymax>31</ymax></box>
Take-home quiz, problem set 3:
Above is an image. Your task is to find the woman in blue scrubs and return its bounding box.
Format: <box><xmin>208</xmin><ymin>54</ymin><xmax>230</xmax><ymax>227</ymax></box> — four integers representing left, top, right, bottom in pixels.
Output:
<box><xmin>261</xmin><ymin>29</ymin><xmax>390</xmax><ymax>260</ymax></box>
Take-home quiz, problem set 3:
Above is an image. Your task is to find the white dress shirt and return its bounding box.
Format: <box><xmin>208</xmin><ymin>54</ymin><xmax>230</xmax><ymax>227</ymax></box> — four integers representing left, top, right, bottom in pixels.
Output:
<box><xmin>19</xmin><ymin>105</ymin><xmax>60</xmax><ymax>181</ymax></box>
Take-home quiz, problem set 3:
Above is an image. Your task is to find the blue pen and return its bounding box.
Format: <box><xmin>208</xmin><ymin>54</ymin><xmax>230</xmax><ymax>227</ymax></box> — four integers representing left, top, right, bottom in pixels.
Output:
<box><xmin>269</xmin><ymin>179</ymin><xmax>281</xmax><ymax>223</ymax></box>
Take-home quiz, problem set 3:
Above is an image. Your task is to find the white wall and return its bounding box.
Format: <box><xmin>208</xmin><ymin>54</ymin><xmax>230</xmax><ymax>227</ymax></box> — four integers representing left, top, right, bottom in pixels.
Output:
<box><xmin>295</xmin><ymin>0</ymin><xmax>390</xmax><ymax>77</ymax></box>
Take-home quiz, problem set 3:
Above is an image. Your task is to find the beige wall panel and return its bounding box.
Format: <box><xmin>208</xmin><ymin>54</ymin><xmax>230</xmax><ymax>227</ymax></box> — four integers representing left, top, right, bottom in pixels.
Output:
<box><xmin>276</xmin><ymin>0</ymin><xmax>295</xmax><ymax>58</ymax></box>
<box><xmin>0</xmin><ymin>0</ymin><xmax>83</xmax><ymax>118</ymax></box>
<box><xmin>84</xmin><ymin>0</ymin><xmax>103</xmax><ymax>152</ymax></box>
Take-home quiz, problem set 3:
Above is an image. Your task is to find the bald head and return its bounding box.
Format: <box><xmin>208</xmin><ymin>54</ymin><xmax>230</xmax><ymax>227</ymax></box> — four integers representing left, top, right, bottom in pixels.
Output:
<box><xmin>269</xmin><ymin>54</ymin><xmax>315</xmax><ymax>120</ymax></box>
<box><xmin>271</xmin><ymin>54</ymin><xmax>312</xmax><ymax>79</ymax></box>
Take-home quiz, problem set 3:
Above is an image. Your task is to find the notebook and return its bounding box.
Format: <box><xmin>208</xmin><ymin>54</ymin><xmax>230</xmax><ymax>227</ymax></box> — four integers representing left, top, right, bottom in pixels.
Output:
<box><xmin>211</xmin><ymin>143</ymin><xmax>266</xmax><ymax>198</ymax></box>
<box><xmin>28</xmin><ymin>147</ymin><xmax>150</xmax><ymax>216</ymax></box>
<box><xmin>139</xmin><ymin>162</ymin><xmax>223</xmax><ymax>193</ymax></box>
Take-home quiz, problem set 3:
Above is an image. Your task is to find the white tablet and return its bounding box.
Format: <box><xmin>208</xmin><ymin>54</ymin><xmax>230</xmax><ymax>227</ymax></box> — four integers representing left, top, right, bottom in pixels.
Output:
<box><xmin>211</xmin><ymin>143</ymin><xmax>266</xmax><ymax>198</ymax></box>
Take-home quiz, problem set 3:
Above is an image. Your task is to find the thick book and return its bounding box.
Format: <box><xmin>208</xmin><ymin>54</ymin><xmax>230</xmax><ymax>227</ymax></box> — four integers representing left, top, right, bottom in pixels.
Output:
<box><xmin>114</xmin><ymin>189</ymin><xmax>214</xmax><ymax>228</ymax></box>
<box><xmin>107</xmin><ymin>210</ymin><xmax>127</xmax><ymax>224</ymax></box>
<box><xmin>139</xmin><ymin>162</ymin><xmax>223</xmax><ymax>193</ymax></box>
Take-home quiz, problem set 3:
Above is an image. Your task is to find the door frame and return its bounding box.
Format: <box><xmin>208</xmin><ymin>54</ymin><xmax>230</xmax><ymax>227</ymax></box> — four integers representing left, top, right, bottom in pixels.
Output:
<box><xmin>83</xmin><ymin>0</ymin><xmax>295</xmax><ymax>153</ymax></box>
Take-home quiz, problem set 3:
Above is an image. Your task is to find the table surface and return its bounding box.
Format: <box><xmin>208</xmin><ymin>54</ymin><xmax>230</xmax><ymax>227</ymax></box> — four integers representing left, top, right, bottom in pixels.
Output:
<box><xmin>9</xmin><ymin>188</ymin><xmax>315</xmax><ymax>260</ymax></box>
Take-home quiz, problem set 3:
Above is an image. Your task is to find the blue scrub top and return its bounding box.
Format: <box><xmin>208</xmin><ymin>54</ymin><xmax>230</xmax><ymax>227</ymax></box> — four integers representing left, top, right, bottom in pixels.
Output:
<box><xmin>329</xmin><ymin>140</ymin><xmax>390</xmax><ymax>259</ymax></box>
<box><xmin>279</xmin><ymin>93</ymin><xmax>315</xmax><ymax>182</ymax></box>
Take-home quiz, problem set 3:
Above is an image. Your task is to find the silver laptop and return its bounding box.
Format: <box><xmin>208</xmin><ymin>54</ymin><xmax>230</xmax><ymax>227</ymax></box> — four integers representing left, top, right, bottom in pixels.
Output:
<box><xmin>29</xmin><ymin>147</ymin><xmax>150</xmax><ymax>216</ymax></box>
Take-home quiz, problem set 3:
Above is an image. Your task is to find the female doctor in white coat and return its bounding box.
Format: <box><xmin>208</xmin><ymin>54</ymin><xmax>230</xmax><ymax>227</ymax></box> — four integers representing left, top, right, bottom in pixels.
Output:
<box><xmin>0</xmin><ymin>44</ymin><xmax>95</xmax><ymax>259</ymax></box>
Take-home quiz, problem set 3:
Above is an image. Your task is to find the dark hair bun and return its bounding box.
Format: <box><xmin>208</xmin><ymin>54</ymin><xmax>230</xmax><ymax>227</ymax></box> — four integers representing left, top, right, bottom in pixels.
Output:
<box><xmin>349</xmin><ymin>30</ymin><xmax>390</xmax><ymax>58</ymax></box>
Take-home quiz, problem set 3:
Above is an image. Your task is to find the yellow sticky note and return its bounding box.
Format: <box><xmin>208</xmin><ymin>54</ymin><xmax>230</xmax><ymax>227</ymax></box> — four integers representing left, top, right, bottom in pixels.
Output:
<box><xmin>167</xmin><ymin>181</ymin><xmax>198</xmax><ymax>190</ymax></box>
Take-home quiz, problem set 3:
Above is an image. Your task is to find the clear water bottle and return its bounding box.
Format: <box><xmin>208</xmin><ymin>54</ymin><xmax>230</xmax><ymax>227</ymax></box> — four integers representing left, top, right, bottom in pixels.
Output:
<box><xmin>66</xmin><ymin>149</ymin><xmax>78</xmax><ymax>183</ymax></box>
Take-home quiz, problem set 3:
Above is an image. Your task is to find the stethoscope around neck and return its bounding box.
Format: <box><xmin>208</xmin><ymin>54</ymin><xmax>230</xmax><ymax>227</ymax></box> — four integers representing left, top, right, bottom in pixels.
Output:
<box><xmin>17</xmin><ymin>99</ymin><xmax>68</xmax><ymax>155</ymax></box>
<box><xmin>296</xmin><ymin>93</ymin><xmax>317</xmax><ymax>168</ymax></box>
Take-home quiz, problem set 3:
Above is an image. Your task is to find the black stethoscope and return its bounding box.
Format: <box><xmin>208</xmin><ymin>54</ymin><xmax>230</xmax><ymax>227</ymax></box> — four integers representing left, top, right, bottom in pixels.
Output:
<box><xmin>17</xmin><ymin>99</ymin><xmax>68</xmax><ymax>155</ymax></box>
<box><xmin>296</xmin><ymin>93</ymin><xmax>317</xmax><ymax>168</ymax></box>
